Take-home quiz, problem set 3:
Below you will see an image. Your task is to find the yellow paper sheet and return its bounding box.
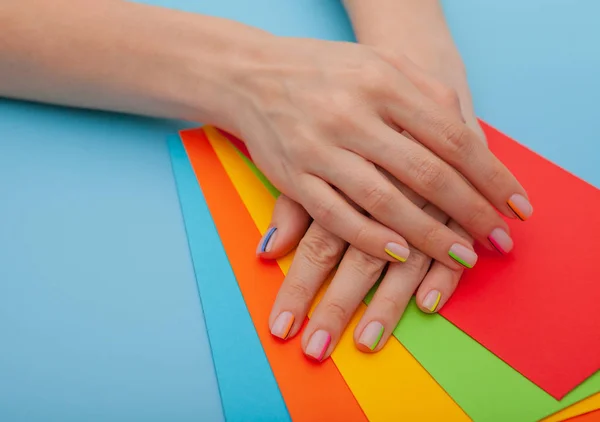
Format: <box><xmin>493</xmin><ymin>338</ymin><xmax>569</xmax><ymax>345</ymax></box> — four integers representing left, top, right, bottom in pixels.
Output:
<box><xmin>542</xmin><ymin>393</ymin><xmax>600</xmax><ymax>422</ymax></box>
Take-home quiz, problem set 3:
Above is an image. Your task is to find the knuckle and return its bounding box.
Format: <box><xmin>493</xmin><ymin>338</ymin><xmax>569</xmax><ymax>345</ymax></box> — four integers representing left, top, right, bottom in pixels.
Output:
<box><xmin>323</xmin><ymin>300</ymin><xmax>351</xmax><ymax>324</ymax></box>
<box><xmin>377</xmin><ymin>293</ymin><xmax>405</xmax><ymax>317</ymax></box>
<box><xmin>464</xmin><ymin>202</ymin><xmax>489</xmax><ymax>229</ymax></box>
<box><xmin>348</xmin><ymin>251</ymin><xmax>386</xmax><ymax>280</ymax></box>
<box><xmin>413</xmin><ymin>158</ymin><xmax>446</xmax><ymax>192</ymax></box>
<box><xmin>284</xmin><ymin>281</ymin><xmax>313</xmax><ymax>304</ymax></box>
<box><xmin>363</xmin><ymin>183</ymin><xmax>395</xmax><ymax>213</ymax></box>
<box><xmin>434</xmin><ymin>85</ymin><xmax>461</xmax><ymax>112</ymax></box>
<box><xmin>351</xmin><ymin>223</ymin><xmax>371</xmax><ymax>248</ymax></box>
<box><xmin>440</xmin><ymin>121</ymin><xmax>474</xmax><ymax>157</ymax></box>
<box><xmin>360</xmin><ymin>60</ymin><xmax>391</xmax><ymax>88</ymax></box>
<box><xmin>298</xmin><ymin>231</ymin><xmax>342</xmax><ymax>270</ymax></box>
<box><xmin>420</xmin><ymin>225</ymin><xmax>443</xmax><ymax>252</ymax></box>
<box><xmin>402</xmin><ymin>250</ymin><xmax>429</xmax><ymax>275</ymax></box>
<box><xmin>485</xmin><ymin>164</ymin><xmax>503</xmax><ymax>187</ymax></box>
<box><xmin>316</xmin><ymin>90</ymin><xmax>358</xmax><ymax>133</ymax></box>
<box><xmin>311</xmin><ymin>198</ymin><xmax>336</xmax><ymax>226</ymax></box>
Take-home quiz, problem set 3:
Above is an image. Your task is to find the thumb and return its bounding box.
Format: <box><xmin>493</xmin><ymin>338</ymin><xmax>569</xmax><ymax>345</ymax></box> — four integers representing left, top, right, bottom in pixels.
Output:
<box><xmin>257</xmin><ymin>194</ymin><xmax>312</xmax><ymax>259</ymax></box>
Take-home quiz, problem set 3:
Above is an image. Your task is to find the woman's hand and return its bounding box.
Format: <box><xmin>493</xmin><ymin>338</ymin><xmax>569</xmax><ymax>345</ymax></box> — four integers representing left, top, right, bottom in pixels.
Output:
<box><xmin>259</xmin><ymin>7</ymin><xmax>522</xmax><ymax>359</ymax></box>
<box><xmin>231</xmin><ymin>36</ymin><xmax>531</xmax><ymax>271</ymax></box>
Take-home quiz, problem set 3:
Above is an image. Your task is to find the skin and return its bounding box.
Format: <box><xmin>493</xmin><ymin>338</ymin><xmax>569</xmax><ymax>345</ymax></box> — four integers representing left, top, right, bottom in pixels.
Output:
<box><xmin>263</xmin><ymin>0</ymin><xmax>518</xmax><ymax>360</ymax></box>
<box><xmin>0</xmin><ymin>0</ymin><xmax>530</xmax><ymax>271</ymax></box>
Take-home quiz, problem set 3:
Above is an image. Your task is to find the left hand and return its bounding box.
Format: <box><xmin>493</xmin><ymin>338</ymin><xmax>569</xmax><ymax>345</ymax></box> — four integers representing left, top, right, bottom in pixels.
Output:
<box><xmin>260</xmin><ymin>48</ymin><xmax>507</xmax><ymax>361</ymax></box>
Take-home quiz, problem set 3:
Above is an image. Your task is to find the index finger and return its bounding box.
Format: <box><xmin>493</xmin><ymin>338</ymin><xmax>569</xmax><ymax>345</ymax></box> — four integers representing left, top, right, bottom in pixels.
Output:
<box><xmin>387</xmin><ymin>77</ymin><xmax>533</xmax><ymax>222</ymax></box>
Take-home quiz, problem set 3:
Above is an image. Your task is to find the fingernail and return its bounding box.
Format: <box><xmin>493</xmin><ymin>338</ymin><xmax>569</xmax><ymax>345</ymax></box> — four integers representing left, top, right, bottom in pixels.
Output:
<box><xmin>257</xmin><ymin>227</ymin><xmax>277</xmax><ymax>254</ymax></box>
<box><xmin>270</xmin><ymin>311</ymin><xmax>295</xmax><ymax>340</ymax></box>
<box><xmin>507</xmin><ymin>194</ymin><xmax>533</xmax><ymax>221</ymax></box>
<box><xmin>358</xmin><ymin>321</ymin><xmax>385</xmax><ymax>351</ymax></box>
<box><xmin>488</xmin><ymin>228</ymin><xmax>514</xmax><ymax>254</ymax></box>
<box><xmin>423</xmin><ymin>290</ymin><xmax>442</xmax><ymax>312</ymax></box>
<box><xmin>448</xmin><ymin>243</ymin><xmax>478</xmax><ymax>269</ymax></box>
<box><xmin>384</xmin><ymin>242</ymin><xmax>410</xmax><ymax>262</ymax></box>
<box><xmin>305</xmin><ymin>330</ymin><xmax>331</xmax><ymax>362</ymax></box>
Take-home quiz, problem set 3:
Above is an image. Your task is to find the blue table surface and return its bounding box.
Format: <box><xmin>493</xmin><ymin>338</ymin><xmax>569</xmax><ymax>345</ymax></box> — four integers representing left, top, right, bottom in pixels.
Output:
<box><xmin>1</xmin><ymin>1</ymin><xmax>598</xmax><ymax>421</ymax></box>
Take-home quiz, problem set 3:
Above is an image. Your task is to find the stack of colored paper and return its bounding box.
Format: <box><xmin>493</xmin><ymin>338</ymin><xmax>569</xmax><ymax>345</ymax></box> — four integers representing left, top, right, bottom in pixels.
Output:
<box><xmin>166</xmin><ymin>121</ymin><xmax>600</xmax><ymax>421</ymax></box>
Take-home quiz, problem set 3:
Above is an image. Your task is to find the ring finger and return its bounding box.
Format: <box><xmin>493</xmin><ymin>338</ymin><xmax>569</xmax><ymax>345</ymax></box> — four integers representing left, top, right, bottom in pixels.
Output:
<box><xmin>353</xmin><ymin>203</ymin><xmax>449</xmax><ymax>352</ymax></box>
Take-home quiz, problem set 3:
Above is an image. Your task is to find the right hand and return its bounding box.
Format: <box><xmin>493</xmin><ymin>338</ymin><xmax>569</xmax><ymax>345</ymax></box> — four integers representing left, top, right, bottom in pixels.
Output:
<box><xmin>228</xmin><ymin>37</ymin><xmax>532</xmax><ymax>270</ymax></box>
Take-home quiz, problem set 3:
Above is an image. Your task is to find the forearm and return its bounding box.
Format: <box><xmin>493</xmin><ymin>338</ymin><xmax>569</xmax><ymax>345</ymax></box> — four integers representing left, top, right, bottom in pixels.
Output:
<box><xmin>343</xmin><ymin>0</ymin><xmax>453</xmax><ymax>49</ymax></box>
<box><xmin>0</xmin><ymin>0</ymin><xmax>271</xmax><ymax>130</ymax></box>
<box><xmin>343</xmin><ymin>0</ymin><xmax>482</xmax><ymax>137</ymax></box>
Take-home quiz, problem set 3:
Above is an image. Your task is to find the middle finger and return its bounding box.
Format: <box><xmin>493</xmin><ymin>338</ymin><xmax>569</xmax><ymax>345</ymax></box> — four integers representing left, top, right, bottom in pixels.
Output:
<box><xmin>301</xmin><ymin>245</ymin><xmax>387</xmax><ymax>361</ymax></box>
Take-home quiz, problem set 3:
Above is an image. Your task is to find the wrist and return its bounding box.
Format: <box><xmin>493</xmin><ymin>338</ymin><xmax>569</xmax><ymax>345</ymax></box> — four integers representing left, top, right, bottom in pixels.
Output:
<box><xmin>115</xmin><ymin>2</ymin><xmax>275</xmax><ymax>132</ymax></box>
<box><xmin>344</xmin><ymin>0</ymin><xmax>462</xmax><ymax>69</ymax></box>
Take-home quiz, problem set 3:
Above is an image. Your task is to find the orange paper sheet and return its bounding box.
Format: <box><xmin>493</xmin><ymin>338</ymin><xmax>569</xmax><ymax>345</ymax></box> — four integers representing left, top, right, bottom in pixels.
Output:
<box><xmin>565</xmin><ymin>409</ymin><xmax>600</xmax><ymax>422</ymax></box>
<box><xmin>181</xmin><ymin>128</ymin><xmax>367</xmax><ymax>422</ymax></box>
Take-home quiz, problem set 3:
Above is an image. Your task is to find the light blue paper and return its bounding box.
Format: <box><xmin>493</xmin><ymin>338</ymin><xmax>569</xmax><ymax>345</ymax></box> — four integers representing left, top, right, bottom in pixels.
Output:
<box><xmin>167</xmin><ymin>135</ymin><xmax>290</xmax><ymax>422</ymax></box>
<box><xmin>0</xmin><ymin>101</ymin><xmax>223</xmax><ymax>422</ymax></box>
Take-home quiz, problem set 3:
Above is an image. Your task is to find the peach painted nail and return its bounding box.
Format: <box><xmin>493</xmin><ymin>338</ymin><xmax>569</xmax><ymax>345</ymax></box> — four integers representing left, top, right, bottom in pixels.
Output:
<box><xmin>448</xmin><ymin>244</ymin><xmax>478</xmax><ymax>269</ymax></box>
<box><xmin>305</xmin><ymin>330</ymin><xmax>331</xmax><ymax>361</ymax></box>
<box><xmin>358</xmin><ymin>321</ymin><xmax>384</xmax><ymax>351</ymax></box>
<box><xmin>384</xmin><ymin>242</ymin><xmax>410</xmax><ymax>262</ymax></box>
<box><xmin>488</xmin><ymin>228</ymin><xmax>514</xmax><ymax>254</ymax></box>
<box><xmin>270</xmin><ymin>311</ymin><xmax>294</xmax><ymax>340</ymax></box>
<box><xmin>423</xmin><ymin>290</ymin><xmax>442</xmax><ymax>312</ymax></box>
<box><xmin>507</xmin><ymin>194</ymin><xmax>533</xmax><ymax>221</ymax></box>
<box><xmin>257</xmin><ymin>227</ymin><xmax>277</xmax><ymax>254</ymax></box>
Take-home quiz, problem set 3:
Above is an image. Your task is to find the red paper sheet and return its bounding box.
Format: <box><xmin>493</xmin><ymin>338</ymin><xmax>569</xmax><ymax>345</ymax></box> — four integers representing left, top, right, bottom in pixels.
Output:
<box><xmin>439</xmin><ymin>121</ymin><xmax>600</xmax><ymax>398</ymax></box>
<box><xmin>216</xmin><ymin>121</ymin><xmax>600</xmax><ymax>399</ymax></box>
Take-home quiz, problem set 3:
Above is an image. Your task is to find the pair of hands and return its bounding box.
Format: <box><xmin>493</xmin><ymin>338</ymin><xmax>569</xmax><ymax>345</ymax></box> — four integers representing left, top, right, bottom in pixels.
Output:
<box><xmin>224</xmin><ymin>35</ymin><xmax>533</xmax><ymax>360</ymax></box>
<box><xmin>232</xmin><ymin>37</ymin><xmax>532</xmax><ymax>274</ymax></box>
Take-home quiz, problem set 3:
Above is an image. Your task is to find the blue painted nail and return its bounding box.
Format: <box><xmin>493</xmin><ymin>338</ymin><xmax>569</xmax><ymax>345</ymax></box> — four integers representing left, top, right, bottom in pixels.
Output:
<box><xmin>257</xmin><ymin>227</ymin><xmax>277</xmax><ymax>254</ymax></box>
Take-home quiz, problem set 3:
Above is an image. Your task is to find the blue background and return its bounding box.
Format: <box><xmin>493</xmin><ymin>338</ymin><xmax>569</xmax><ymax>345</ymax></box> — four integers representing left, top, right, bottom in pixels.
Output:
<box><xmin>1</xmin><ymin>1</ymin><xmax>598</xmax><ymax>421</ymax></box>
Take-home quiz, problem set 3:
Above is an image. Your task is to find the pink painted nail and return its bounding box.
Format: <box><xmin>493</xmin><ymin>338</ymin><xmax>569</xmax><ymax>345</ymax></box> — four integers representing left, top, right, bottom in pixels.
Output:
<box><xmin>507</xmin><ymin>194</ymin><xmax>533</xmax><ymax>221</ymax></box>
<box><xmin>423</xmin><ymin>290</ymin><xmax>442</xmax><ymax>312</ymax></box>
<box><xmin>488</xmin><ymin>228</ymin><xmax>514</xmax><ymax>254</ymax></box>
<box><xmin>256</xmin><ymin>227</ymin><xmax>277</xmax><ymax>255</ymax></box>
<box><xmin>384</xmin><ymin>242</ymin><xmax>410</xmax><ymax>262</ymax></box>
<box><xmin>270</xmin><ymin>311</ymin><xmax>295</xmax><ymax>340</ymax></box>
<box><xmin>448</xmin><ymin>244</ymin><xmax>478</xmax><ymax>269</ymax></box>
<box><xmin>305</xmin><ymin>330</ymin><xmax>331</xmax><ymax>361</ymax></box>
<box><xmin>358</xmin><ymin>321</ymin><xmax>385</xmax><ymax>351</ymax></box>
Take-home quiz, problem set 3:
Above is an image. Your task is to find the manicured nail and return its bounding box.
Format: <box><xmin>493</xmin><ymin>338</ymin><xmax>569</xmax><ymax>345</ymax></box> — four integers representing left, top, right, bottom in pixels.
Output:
<box><xmin>384</xmin><ymin>242</ymin><xmax>410</xmax><ymax>262</ymax></box>
<box><xmin>358</xmin><ymin>321</ymin><xmax>385</xmax><ymax>351</ymax></box>
<box><xmin>270</xmin><ymin>311</ymin><xmax>295</xmax><ymax>340</ymax></box>
<box><xmin>423</xmin><ymin>290</ymin><xmax>442</xmax><ymax>312</ymax></box>
<box><xmin>507</xmin><ymin>194</ymin><xmax>533</xmax><ymax>221</ymax></box>
<box><xmin>305</xmin><ymin>330</ymin><xmax>331</xmax><ymax>362</ymax></box>
<box><xmin>257</xmin><ymin>227</ymin><xmax>277</xmax><ymax>254</ymax></box>
<box><xmin>448</xmin><ymin>244</ymin><xmax>478</xmax><ymax>269</ymax></box>
<box><xmin>488</xmin><ymin>228</ymin><xmax>514</xmax><ymax>254</ymax></box>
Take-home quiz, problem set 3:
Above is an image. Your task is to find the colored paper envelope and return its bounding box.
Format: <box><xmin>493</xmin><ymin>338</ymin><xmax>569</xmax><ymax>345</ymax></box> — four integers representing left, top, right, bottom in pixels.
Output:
<box><xmin>216</xmin><ymin>119</ymin><xmax>600</xmax><ymax>399</ymax></box>
<box><xmin>210</xmin><ymin>125</ymin><xmax>600</xmax><ymax>421</ymax></box>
